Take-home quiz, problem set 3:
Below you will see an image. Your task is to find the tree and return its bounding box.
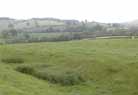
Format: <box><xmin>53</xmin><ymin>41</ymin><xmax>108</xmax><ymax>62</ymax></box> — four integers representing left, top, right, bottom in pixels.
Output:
<box><xmin>23</xmin><ymin>33</ymin><xmax>30</xmax><ymax>39</ymax></box>
<box><xmin>1</xmin><ymin>29</ymin><xmax>17</xmax><ymax>39</ymax></box>
<box><xmin>26</xmin><ymin>22</ymin><xmax>30</xmax><ymax>26</ymax></box>
<box><xmin>1</xmin><ymin>30</ymin><xmax>10</xmax><ymax>39</ymax></box>
<box><xmin>34</xmin><ymin>21</ymin><xmax>40</xmax><ymax>27</ymax></box>
<box><xmin>8</xmin><ymin>23</ymin><xmax>14</xmax><ymax>28</ymax></box>
<box><xmin>128</xmin><ymin>26</ymin><xmax>138</xmax><ymax>39</ymax></box>
<box><xmin>9</xmin><ymin>29</ymin><xmax>18</xmax><ymax>37</ymax></box>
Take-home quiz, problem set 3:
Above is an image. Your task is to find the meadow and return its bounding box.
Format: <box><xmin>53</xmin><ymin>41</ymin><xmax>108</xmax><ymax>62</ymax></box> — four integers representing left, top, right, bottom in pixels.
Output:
<box><xmin>0</xmin><ymin>38</ymin><xmax>138</xmax><ymax>95</ymax></box>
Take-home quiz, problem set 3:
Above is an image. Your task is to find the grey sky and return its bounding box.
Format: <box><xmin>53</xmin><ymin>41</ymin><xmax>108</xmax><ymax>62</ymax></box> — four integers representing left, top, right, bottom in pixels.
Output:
<box><xmin>0</xmin><ymin>0</ymin><xmax>138</xmax><ymax>23</ymax></box>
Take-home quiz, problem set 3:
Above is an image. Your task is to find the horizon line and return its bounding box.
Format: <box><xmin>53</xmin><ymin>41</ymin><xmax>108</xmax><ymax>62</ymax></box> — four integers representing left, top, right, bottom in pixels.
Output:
<box><xmin>0</xmin><ymin>16</ymin><xmax>136</xmax><ymax>23</ymax></box>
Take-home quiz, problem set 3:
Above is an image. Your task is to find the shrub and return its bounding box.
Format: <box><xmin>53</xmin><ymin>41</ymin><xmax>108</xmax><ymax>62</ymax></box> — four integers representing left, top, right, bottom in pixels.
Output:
<box><xmin>1</xmin><ymin>57</ymin><xmax>24</xmax><ymax>64</ymax></box>
<box><xmin>16</xmin><ymin>65</ymin><xmax>35</xmax><ymax>75</ymax></box>
<box><xmin>35</xmin><ymin>71</ymin><xmax>85</xmax><ymax>86</ymax></box>
<box><xmin>57</xmin><ymin>72</ymin><xmax>85</xmax><ymax>85</ymax></box>
<box><xmin>16</xmin><ymin>65</ymin><xmax>85</xmax><ymax>86</ymax></box>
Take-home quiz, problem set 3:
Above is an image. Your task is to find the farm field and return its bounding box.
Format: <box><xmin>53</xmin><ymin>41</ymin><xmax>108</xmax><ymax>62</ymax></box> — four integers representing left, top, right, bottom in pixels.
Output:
<box><xmin>0</xmin><ymin>39</ymin><xmax>138</xmax><ymax>95</ymax></box>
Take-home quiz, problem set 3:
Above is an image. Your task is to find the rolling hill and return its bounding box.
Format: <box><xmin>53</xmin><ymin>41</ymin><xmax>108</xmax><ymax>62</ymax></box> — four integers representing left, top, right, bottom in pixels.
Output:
<box><xmin>0</xmin><ymin>39</ymin><xmax>138</xmax><ymax>95</ymax></box>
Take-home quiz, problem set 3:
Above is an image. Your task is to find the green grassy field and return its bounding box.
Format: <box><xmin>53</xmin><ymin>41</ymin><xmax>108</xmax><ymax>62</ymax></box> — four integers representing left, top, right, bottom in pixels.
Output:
<box><xmin>0</xmin><ymin>39</ymin><xmax>138</xmax><ymax>95</ymax></box>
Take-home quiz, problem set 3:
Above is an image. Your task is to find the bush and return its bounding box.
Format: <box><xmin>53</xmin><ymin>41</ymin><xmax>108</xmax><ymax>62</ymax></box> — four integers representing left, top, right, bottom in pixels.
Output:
<box><xmin>16</xmin><ymin>65</ymin><xmax>85</xmax><ymax>86</ymax></box>
<box><xmin>35</xmin><ymin>71</ymin><xmax>85</xmax><ymax>85</ymax></box>
<box><xmin>1</xmin><ymin>57</ymin><xmax>24</xmax><ymax>64</ymax></box>
<box><xmin>58</xmin><ymin>72</ymin><xmax>85</xmax><ymax>85</ymax></box>
<box><xmin>16</xmin><ymin>65</ymin><xmax>35</xmax><ymax>75</ymax></box>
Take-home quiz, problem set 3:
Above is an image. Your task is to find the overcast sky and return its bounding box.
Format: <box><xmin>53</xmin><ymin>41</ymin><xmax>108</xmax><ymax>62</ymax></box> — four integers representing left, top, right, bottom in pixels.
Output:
<box><xmin>0</xmin><ymin>0</ymin><xmax>138</xmax><ymax>23</ymax></box>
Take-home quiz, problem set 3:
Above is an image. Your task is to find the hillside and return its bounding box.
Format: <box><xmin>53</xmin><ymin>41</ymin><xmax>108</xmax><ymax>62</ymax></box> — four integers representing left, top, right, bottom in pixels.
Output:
<box><xmin>0</xmin><ymin>17</ymin><xmax>126</xmax><ymax>33</ymax></box>
<box><xmin>2</xmin><ymin>17</ymin><xmax>137</xmax><ymax>44</ymax></box>
<box><xmin>0</xmin><ymin>17</ymin><xmax>66</xmax><ymax>32</ymax></box>
<box><xmin>0</xmin><ymin>39</ymin><xmax>138</xmax><ymax>95</ymax></box>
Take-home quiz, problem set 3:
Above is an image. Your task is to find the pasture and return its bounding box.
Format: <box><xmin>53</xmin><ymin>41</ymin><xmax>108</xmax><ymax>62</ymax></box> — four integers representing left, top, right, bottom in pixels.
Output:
<box><xmin>0</xmin><ymin>39</ymin><xmax>138</xmax><ymax>95</ymax></box>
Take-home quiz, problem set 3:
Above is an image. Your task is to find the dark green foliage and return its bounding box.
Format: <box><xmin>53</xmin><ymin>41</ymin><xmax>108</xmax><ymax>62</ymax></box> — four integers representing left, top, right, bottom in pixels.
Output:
<box><xmin>1</xmin><ymin>29</ymin><xmax>18</xmax><ymax>39</ymax></box>
<box><xmin>106</xmin><ymin>67</ymin><xmax>121</xmax><ymax>74</ymax></box>
<box><xmin>1</xmin><ymin>57</ymin><xmax>24</xmax><ymax>64</ymax></box>
<box><xmin>27</xmin><ymin>32</ymin><xmax>95</xmax><ymax>43</ymax></box>
<box><xmin>16</xmin><ymin>65</ymin><xmax>85</xmax><ymax>86</ymax></box>
<box><xmin>35</xmin><ymin>71</ymin><xmax>85</xmax><ymax>86</ymax></box>
<box><xmin>16</xmin><ymin>65</ymin><xmax>35</xmax><ymax>75</ymax></box>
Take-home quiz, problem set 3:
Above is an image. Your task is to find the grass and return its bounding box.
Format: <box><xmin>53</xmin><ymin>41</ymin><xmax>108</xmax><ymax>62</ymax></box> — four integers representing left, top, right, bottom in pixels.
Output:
<box><xmin>16</xmin><ymin>64</ymin><xmax>85</xmax><ymax>85</ymax></box>
<box><xmin>1</xmin><ymin>57</ymin><xmax>24</xmax><ymax>64</ymax></box>
<box><xmin>0</xmin><ymin>38</ymin><xmax>138</xmax><ymax>95</ymax></box>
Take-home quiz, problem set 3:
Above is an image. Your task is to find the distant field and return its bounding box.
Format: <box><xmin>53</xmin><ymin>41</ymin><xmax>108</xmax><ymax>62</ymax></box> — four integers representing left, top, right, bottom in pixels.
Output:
<box><xmin>30</xmin><ymin>32</ymin><xmax>138</xmax><ymax>40</ymax></box>
<box><xmin>0</xmin><ymin>39</ymin><xmax>138</xmax><ymax>95</ymax></box>
<box><xmin>30</xmin><ymin>32</ymin><xmax>71</xmax><ymax>38</ymax></box>
<box><xmin>96</xmin><ymin>36</ymin><xmax>138</xmax><ymax>39</ymax></box>
<box><xmin>30</xmin><ymin>32</ymin><xmax>138</xmax><ymax>39</ymax></box>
